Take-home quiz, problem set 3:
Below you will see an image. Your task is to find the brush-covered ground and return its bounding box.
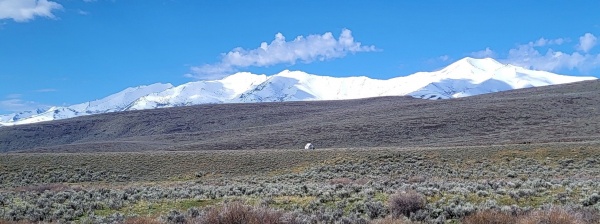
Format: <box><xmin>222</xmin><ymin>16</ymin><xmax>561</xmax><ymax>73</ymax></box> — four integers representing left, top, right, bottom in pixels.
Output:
<box><xmin>1</xmin><ymin>142</ymin><xmax>600</xmax><ymax>223</ymax></box>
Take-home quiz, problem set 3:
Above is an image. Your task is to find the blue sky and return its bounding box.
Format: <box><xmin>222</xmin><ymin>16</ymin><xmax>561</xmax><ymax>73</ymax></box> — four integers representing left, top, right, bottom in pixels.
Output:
<box><xmin>1</xmin><ymin>0</ymin><xmax>599</xmax><ymax>114</ymax></box>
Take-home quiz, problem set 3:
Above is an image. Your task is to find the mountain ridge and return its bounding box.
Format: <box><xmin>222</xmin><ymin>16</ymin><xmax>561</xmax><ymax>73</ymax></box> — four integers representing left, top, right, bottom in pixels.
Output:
<box><xmin>2</xmin><ymin>79</ymin><xmax>600</xmax><ymax>152</ymax></box>
<box><xmin>1</xmin><ymin>57</ymin><xmax>596</xmax><ymax>126</ymax></box>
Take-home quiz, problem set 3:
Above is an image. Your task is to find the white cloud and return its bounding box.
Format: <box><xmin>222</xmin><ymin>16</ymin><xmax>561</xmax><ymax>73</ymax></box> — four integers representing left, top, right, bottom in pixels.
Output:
<box><xmin>471</xmin><ymin>47</ymin><xmax>496</xmax><ymax>58</ymax></box>
<box><xmin>35</xmin><ymin>88</ymin><xmax>57</xmax><ymax>92</ymax></box>
<box><xmin>438</xmin><ymin>55</ymin><xmax>450</xmax><ymax>62</ymax></box>
<box><xmin>188</xmin><ymin>29</ymin><xmax>378</xmax><ymax>79</ymax></box>
<box><xmin>504</xmin><ymin>44</ymin><xmax>600</xmax><ymax>72</ymax></box>
<box><xmin>532</xmin><ymin>37</ymin><xmax>566</xmax><ymax>47</ymax></box>
<box><xmin>427</xmin><ymin>55</ymin><xmax>451</xmax><ymax>64</ymax></box>
<box><xmin>185</xmin><ymin>64</ymin><xmax>235</xmax><ymax>80</ymax></box>
<box><xmin>0</xmin><ymin>0</ymin><xmax>63</xmax><ymax>22</ymax></box>
<box><xmin>77</xmin><ymin>9</ymin><xmax>89</xmax><ymax>15</ymax></box>
<box><xmin>0</xmin><ymin>98</ymin><xmax>46</xmax><ymax>112</ymax></box>
<box><xmin>0</xmin><ymin>93</ymin><xmax>53</xmax><ymax>112</ymax></box>
<box><xmin>475</xmin><ymin>33</ymin><xmax>600</xmax><ymax>73</ymax></box>
<box><xmin>6</xmin><ymin>93</ymin><xmax>22</xmax><ymax>99</ymax></box>
<box><xmin>577</xmin><ymin>33</ymin><xmax>597</xmax><ymax>53</ymax></box>
<box><xmin>472</xmin><ymin>38</ymin><xmax>564</xmax><ymax>58</ymax></box>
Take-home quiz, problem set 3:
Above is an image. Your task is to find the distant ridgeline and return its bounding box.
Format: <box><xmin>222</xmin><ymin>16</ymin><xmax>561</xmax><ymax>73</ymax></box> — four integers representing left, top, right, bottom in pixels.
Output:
<box><xmin>0</xmin><ymin>57</ymin><xmax>595</xmax><ymax>127</ymax></box>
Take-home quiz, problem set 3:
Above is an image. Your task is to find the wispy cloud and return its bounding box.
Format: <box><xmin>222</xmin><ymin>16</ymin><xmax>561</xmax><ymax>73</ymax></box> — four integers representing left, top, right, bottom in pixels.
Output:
<box><xmin>35</xmin><ymin>88</ymin><xmax>57</xmax><ymax>92</ymax></box>
<box><xmin>0</xmin><ymin>0</ymin><xmax>63</xmax><ymax>22</ymax></box>
<box><xmin>533</xmin><ymin>37</ymin><xmax>567</xmax><ymax>47</ymax></box>
<box><xmin>0</xmin><ymin>95</ymin><xmax>48</xmax><ymax>112</ymax></box>
<box><xmin>473</xmin><ymin>33</ymin><xmax>600</xmax><ymax>73</ymax></box>
<box><xmin>6</xmin><ymin>93</ymin><xmax>22</xmax><ymax>99</ymax></box>
<box><xmin>470</xmin><ymin>37</ymin><xmax>567</xmax><ymax>59</ymax></box>
<box><xmin>77</xmin><ymin>9</ymin><xmax>89</xmax><ymax>15</ymax></box>
<box><xmin>426</xmin><ymin>55</ymin><xmax>452</xmax><ymax>64</ymax></box>
<box><xmin>0</xmin><ymin>91</ymin><xmax>55</xmax><ymax>113</ymax></box>
<box><xmin>186</xmin><ymin>29</ymin><xmax>378</xmax><ymax>80</ymax></box>
<box><xmin>471</xmin><ymin>47</ymin><xmax>496</xmax><ymax>58</ymax></box>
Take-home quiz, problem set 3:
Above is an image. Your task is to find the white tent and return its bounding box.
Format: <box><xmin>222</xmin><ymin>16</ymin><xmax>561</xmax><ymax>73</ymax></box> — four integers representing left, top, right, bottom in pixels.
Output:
<box><xmin>304</xmin><ymin>143</ymin><xmax>315</xmax><ymax>150</ymax></box>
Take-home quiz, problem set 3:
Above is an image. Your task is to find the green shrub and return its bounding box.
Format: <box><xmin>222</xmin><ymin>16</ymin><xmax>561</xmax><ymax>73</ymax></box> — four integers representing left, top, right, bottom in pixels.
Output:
<box><xmin>365</xmin><ymin>200</ymin><xmax>388</xmax><ymax>219</ymax></box>
<box><xmin>164</xmin><ymin>210</ymin><xmax>186</xmax><ymax>224</ymax></box>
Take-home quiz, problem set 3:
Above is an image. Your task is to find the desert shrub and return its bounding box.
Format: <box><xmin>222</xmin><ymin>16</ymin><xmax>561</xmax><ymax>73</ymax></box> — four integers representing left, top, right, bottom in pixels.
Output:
<box><xmin>575</xmin><ymin>207</ymin><xmax>600</xmax><ymax>224</ymax></box>
<box><xmin>106</xmin><ymin>213</ymin><xmax>126</xmax><ymax>223</ymax></box>
<box><xmin>365</xmin><ymin>200</ymin><xmax>388</xmax><ymax>219</ymax></box>
<box><xmin>444</xmin><ymin>203</ymin><xmax>476</xmax><ymax>219</ymax></box>
<box><xmin>407</xmin><ymin>176</ymin><xmax>425</xmax><ymax>183</ymax></box>
<box><xmin>197</xmin><ymin>201</ymin><xmax>287</xmax><ymax>224</ymax></box>
<box><xmin>462</xmin><ymin>209</ymin><xmax>517</xmax><ymax>224</ymax></box>
<box><xmin>0</xmin><ymin>221</ymin><xmax>37</xmax><ymax>224</ymax></box>
<box><xmin>188</xmin><ymin>207</ymin><xmax>201</xmax><ymax>218</ymax></box>
<box><xmin>581</xmin><ymin>193</ymin><xmax>600</xmax><ymax>206</ymax></box>
<box><xmin>388</xmin><ymin>191</ymin><xmax>426</xmax><ymax>218</ymax></box>
<box><xmin>107</xmin><ymin>198</ymin><xmax>124</xmax><ymax>210</ymax></box>
<box><xmin>164</xmin><ymin>210</ymin><xmax>186</xmax><ymax>224</ymax></box>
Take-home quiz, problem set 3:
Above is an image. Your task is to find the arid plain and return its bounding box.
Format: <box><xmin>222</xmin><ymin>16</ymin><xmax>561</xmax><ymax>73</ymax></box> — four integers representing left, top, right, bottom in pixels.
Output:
<box><xmin>1</xmin><ymin>80</ymin><xmax>600</xmax><ymax>223</ymax></box>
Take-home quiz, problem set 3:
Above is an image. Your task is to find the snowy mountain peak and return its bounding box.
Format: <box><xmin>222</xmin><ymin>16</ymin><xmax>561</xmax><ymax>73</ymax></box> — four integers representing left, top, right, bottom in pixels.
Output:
<box><xmin>1</xmin><ymin>57</ymin><xmax>596</xmax><ymax>126</ymax></box>
<box><xmin>457</xmin><ymin>57</ymin><xmax>504</xmax><ymax>69</ymax></box>
<box><xmin>273</xmin><ymin>70</ymin><xmax>310</xmax><ymax>78</ymax></box>
<box><xmin>219</xmin><ymin>72</ymin><xmax>269</xmax><ymax>95</ymax></box>
<box><xmin>439</xmin><ymin>57</ymin><xmax>505</xmax><ymax>78</ymax></box>
<box><xmin>221</xmin><ymin>72</ymin><xmax>267</xmax><ymax>83</ymax></box>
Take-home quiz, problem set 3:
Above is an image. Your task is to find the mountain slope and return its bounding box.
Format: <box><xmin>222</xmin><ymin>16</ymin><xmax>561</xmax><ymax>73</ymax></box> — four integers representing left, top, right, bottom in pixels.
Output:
<box><xmin>0</xmin><ymin>83</ymin><xmax>173</xmax><ymax>126</ymax></box>
<box><xmin>0</xmin><ymin>57</ymin><xmax>595</xmax><ymax>126</ymax></box>
<box><xmin>1</xmin><ymin>79</ymin><xmax>599</xmax><ymax>152</ymax></box>
<box><xmin>126</xmin><ymin>72</ymin><xmax>268</xmax><ymax>110</ymax></box>
<box><xmin>407</xmin><ymin>57</ymin><xmax>595</xmax><ymax>99</ymax></box>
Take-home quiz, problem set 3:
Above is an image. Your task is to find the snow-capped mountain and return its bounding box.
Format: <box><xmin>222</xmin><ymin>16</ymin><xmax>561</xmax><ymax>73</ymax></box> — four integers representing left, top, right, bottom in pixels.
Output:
<box><xmin>1</xmin><ymin>57</ymin><xmax>596</xmax><ymax>126</ymax></box>
<box><xmin>0</xmin><ymin>83</ymin><xmax>173</xmax><ymax>126</ymax></box>
<box><xmin>126</xmin><ymin>72</ymin><xmax>268</xmax><ymax>110</ymax></box>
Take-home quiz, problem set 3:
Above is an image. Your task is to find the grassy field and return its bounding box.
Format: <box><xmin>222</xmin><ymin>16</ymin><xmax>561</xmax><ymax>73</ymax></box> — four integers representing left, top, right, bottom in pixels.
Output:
<box><xmin>1</xmin><ymin>142</ymin><xmax>600</xmax><ymax>223</ymax></box>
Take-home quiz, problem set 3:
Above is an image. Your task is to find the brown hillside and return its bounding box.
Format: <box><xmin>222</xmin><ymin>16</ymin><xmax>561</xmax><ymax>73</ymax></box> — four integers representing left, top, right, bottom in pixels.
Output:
<box><xmin>1</xmin><ymin>80</ymin><xmax>599</xmax><ymax>153</ymax></box>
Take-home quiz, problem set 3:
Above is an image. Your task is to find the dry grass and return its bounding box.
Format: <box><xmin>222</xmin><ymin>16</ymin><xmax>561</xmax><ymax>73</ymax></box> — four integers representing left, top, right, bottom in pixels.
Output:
<box><xmin>370</xmin><ymin>216</ymin><xmax>411</xmax><ymax>224</ymax></box>
<box><xmin>122</xmin><ymin>216</ymin><xmax>162</xmax><ymax>224</ymax></box>
<box><xmin>6</xmin><ymin>142</ymin><xmax>598</xmax><ymax>188</ymax></box>
<box><xmin>464</xmin><ymin>207</ymin><xmax>596</xmax><ymax>224</ymax></box>
<box><xmin>0</xmin><ymin>150</ymin><xmax>359</xmax><ymax>186</ymax></box>
<box><xmin>518</xmin><ymin>207</ymin><xmax>585</xmax><ymax>224</ymax></box>
<box><xmin>407</xmin><ymin>176</ymin><xmax>425</xmax><ymax>183</ymax></box>
<box><xmin>463</xmin><ymin>210</ymin><xmax>517</xmax><ymax>224</ymax></box>
<box><xmin>14</xmin><ymin>183</ymin><xmax>71</xmax><ymax>193</ymax></box>
<box><xmin>329</xmin><ymin>177</ymin><xmax>353</xmax><ymax>185</ymax></box>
